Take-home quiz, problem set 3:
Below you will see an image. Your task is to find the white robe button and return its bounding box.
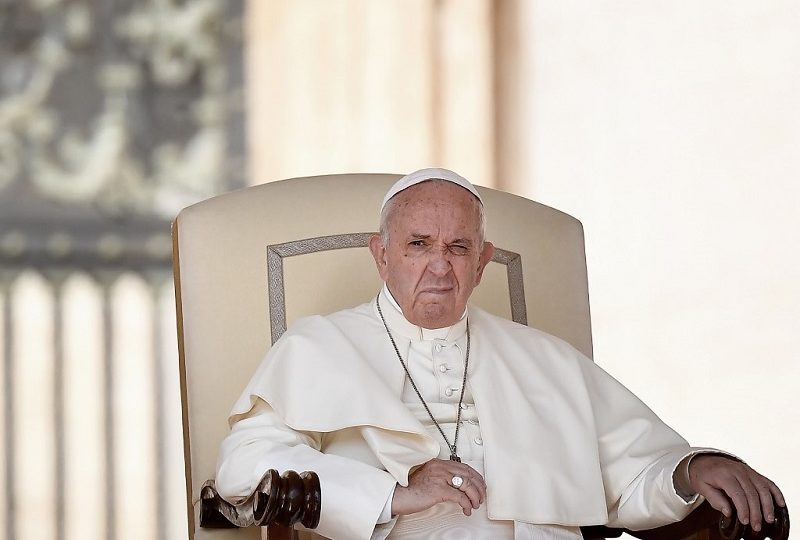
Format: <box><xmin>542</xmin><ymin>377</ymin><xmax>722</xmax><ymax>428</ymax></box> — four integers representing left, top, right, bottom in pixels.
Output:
<box><xmin>434</xmin><ymin>343</ymin><xmax>443</xmax><ymax>352</ymax></box>
<box><xmin>460</xmin><ymin>403</ymin><xmax>468</xmax><ymax>410</ymax></box>
<box><xmin>445</xmin><ymin>388</ymin><xmax>454</xmax><ymax>397</ymax></box>
<box><xmin>439</xmin><ymin>364</ymin><xmax>448</xmax><ymax>373</ymax></box>
<box><xmin>474</xmin><ymin>437</ymin><xmax>483</xmax><ymax>445</ymax></box>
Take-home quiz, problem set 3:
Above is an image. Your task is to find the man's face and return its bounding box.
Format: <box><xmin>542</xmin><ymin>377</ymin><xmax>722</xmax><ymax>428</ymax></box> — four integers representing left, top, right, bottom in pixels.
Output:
<box><xmin>369</xmin><ymin>181</ymin><xmax>494</xmax><ymax>329</ymax></box>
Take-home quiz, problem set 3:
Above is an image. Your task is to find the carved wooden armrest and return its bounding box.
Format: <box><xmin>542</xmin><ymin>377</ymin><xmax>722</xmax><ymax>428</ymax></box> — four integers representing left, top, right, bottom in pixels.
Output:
<box><xmin>199</xmin><ymin>469</ymin><xmax>321</xmax><ymax>530</ymax></box>
<box><xmin>580</xmin><ymin>501</ymin><xmax>790</xmax><ymax>540</ymax></box>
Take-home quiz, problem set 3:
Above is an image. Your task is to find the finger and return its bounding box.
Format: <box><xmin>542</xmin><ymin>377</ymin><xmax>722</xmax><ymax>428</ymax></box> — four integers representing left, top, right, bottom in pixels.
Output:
<box><xmin>455</xmin><ymin>466</ymin><xmax>486</xmax><ymax>503</ymax></box>
<box><xmin>438</xmin><ymin>470</ymin><xmax>479</xmax><ymax>511</ymax></box>
<box><xmin>457</xmin><ymin>478</ymin><xmax>483</xmax><ymax>509</ymax></box>
<box><xmin>446</xmin><ymin>489</ymin><xmax>474</xmax><ymax>516</ymax></box>
<box><xmin>737</xmin><ymin>476</ymin><xmax>763</xmax><ymax>530</ymax></box>
<box><xmin>473</xmin><ymin>475</ymin><xmax>486</xmax><ymax>504</ymax></box>
<box><xmin>768</xmin><ymin>479</ymin><xmax>786</xmax><ymax>508</ymax></box>
<box><xmin>465</xmin><ymin>466</ymin><xmax>487</xmax><ymax>491</ymax></box>
<box><xmin>449</xmin><ymin>463</ymin><xmax>487</xmax><ymax>490</ymax></box>
<box><xmin>698</xmin><ymin>484</ymin><xmax>733</xmax><ymax>518</ymax></box>
<box><xmin>431</xmin><ymin>476</ymin><xmax>474</xmax><ymax>515</ymax></box>
<box><xmin>755</xmin><ymin>479</ymin><xmax>776</xmax><ymax>524</ymax></box>
<box><xmin>446</xmin><ymin>464</ymin><xmax>486</xmax><ymax>502</ymax></box>
<box><xmin>723</xmin><ymin>478</ymin><xmax>751</xmax><ymax>526</ymax></box>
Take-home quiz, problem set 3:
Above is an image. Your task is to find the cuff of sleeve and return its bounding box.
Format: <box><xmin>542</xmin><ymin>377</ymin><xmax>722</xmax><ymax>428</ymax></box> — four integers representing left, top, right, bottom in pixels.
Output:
<box><xmin>674</xmin><ymin>453</ymin><xmax>699</xmax><ymax>502</ymax></box>
<box><xmin>376</xmin><ymin>485</ymin><xmax>396</xmax><ymax>524</ymax></box>
<box><xmin>672</xmin><ymin>447</ymin><xmax>740</xmax><ymax>502</ymax></box>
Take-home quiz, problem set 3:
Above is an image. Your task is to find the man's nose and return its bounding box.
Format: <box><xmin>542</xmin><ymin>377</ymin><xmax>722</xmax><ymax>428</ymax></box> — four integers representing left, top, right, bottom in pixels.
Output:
<box><xmin>426</xmin><ymin>247</ymin><xmax>452</xmax><ymax>276</ymax></box>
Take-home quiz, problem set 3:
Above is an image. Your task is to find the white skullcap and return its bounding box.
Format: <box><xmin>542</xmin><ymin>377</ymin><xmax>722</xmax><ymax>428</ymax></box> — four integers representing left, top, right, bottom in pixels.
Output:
<box><xmin>380</xmin><ymin>167</ymin><xmax>483</xmax><ymax>213</ymax></box>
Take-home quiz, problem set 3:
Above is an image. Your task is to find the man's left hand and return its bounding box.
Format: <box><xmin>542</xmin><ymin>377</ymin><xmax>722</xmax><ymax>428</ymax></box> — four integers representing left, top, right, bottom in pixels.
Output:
<box><xmin>688</xmin><ymin>455</ymin><xmax>786</xmax><ymax>532</ymax></box>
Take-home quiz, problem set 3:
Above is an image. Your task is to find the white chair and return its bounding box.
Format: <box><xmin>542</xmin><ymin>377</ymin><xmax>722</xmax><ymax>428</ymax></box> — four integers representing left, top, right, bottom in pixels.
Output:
<box><xmin>172</xmin><ymin>173</ymin><xmax>777</xmax><ymax>540</ymax></box>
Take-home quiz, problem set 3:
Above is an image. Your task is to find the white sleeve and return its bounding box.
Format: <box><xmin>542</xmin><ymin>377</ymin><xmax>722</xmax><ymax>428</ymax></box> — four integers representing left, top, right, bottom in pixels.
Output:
<box><xmin>605</xmin><ymin>446</ymin><xmax>707</xmax><ymax>529</ymax></box>
<box><xmin>580</xmin><ymin>360</ymin><xmax>709</xmax><ymax>530</ymax></box>
<box><xmin>673</xmin><ymin>452</ymin><xmax>700</xmax><ymax>501</ymax></box>
<box><xmin>216</xmin><ymin>398</ymin><xmax>398</xmax><ymax>540</ymax></box>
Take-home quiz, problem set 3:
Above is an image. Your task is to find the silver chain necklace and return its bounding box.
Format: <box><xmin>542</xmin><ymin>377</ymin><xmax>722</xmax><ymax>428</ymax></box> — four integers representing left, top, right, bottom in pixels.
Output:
<box><xmin>376</xmin><ymin>294</ymin><xmax>470</xmax><ymax>462</ymax></box>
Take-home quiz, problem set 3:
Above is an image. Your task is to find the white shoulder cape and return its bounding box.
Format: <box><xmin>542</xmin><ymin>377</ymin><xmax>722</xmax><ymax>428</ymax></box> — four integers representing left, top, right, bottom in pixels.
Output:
<box><xmin>230</xmin><ymin>298</ymin><xmax>696</xmax><ymax>527</ymax></box>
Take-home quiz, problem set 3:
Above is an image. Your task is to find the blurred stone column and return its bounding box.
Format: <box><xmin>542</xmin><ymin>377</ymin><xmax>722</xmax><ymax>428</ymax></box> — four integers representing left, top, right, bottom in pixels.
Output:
<box><xmin>246</xmin><ymin>0</ymin><xmax>495</xmax><ymax>187</ymax></box>
<box><xmin>492</xmin><ymin>0</ymin><xmax>536</xmax><ymax>194</ymax></box>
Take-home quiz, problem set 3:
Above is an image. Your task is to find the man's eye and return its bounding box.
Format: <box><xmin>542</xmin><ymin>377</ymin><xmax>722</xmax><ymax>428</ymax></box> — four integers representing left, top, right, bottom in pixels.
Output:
<box><xmin>449</xmin><ymin>245</ymin><xmax>469</xmax><ymax>255</ymax></box>
<box><xmin>409</xmin><ymin>240</ymin><xmax>427</xmax><ymax>247</ymax></box>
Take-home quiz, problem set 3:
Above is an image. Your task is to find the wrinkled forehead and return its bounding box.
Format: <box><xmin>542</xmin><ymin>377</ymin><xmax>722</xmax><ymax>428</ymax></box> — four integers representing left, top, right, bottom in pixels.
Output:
<box><xmin>388</xmin><ymin>181</ymin><xmax>483</xmax><ymax>230</ymax></box>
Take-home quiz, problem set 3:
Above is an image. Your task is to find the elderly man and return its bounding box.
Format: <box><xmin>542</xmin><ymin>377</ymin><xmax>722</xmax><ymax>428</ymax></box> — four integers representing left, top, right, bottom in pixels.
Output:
<box><xmin>216</xmin><ymin>168</ymin><xmax>784</xmax><ymax>539</ymax></box>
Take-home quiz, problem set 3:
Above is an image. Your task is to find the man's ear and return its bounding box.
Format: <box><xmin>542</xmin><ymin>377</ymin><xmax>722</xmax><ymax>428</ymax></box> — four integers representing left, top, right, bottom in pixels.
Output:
<box><xmin>368</xmin><ymin>233</ymin><xmax>389</xmax><ymax>281</ymax></box>
<box><xmin>474</xmin><ymin>241</ymin><xmax>495</xmax><ymax>285</ymax></box>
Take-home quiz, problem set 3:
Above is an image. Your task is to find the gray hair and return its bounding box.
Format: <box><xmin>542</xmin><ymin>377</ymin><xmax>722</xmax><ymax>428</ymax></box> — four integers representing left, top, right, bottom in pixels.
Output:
<box><xmin>378</xmin><ymin>179</ymin><xmax>486</xmax><ymax>246</ymax></box>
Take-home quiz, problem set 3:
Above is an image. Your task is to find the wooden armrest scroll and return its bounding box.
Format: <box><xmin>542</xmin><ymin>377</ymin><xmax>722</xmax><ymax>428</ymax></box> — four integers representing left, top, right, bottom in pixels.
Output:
<box><xmin>199</xmin><ymin>470</ymin><xmax>321</xmax><ymax>530</ymax></box>
<box><xmin>581</xmin><ymin>501</ymin><xmax>790</xmax><ymax>540</ymax></box>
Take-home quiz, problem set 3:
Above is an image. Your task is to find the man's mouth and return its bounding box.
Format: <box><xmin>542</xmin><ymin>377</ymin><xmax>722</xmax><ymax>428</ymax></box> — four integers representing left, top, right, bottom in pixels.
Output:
<box><xmin>419</xmin><ymin>286</ymin><xmax>454</xmax><ymax>294</ymax></box>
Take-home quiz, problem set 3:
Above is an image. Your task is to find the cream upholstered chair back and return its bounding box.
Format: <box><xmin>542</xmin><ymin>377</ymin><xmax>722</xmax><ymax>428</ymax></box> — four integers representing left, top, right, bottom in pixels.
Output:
<box><xmin>172</xmin><ymin>173</ymin><xmax>593</xmax><ymax>540</ymax></box>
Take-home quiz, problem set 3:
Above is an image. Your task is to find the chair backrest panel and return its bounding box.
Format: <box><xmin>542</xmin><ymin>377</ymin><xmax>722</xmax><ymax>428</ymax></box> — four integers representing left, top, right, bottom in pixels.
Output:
<box><xmin>173</xmin><ymin>173</ymin><xmax>592</xmax><ymax>539</ymax></box>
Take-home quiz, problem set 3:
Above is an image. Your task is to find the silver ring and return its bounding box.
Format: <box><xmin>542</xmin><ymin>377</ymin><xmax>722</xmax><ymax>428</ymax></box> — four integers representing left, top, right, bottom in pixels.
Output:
<box><xmin>451</xmin><ymin>475</ymin><xmax>464</xmax><ymax>488</ymax></box>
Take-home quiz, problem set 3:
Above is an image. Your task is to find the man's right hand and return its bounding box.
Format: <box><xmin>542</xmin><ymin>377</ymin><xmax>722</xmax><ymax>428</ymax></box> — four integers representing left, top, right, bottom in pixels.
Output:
<box><xmin>391</xmin><ymin>458</ymin><xmax>487</xmax><ymax>517</ymax></box>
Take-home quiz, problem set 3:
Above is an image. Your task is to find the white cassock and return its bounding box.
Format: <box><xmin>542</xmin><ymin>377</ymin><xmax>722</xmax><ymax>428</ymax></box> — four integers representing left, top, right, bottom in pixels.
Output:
<box><xmin>216</xmin><ymin>287</ymin><xmax>708</xmax><ymax>540</ymax></box>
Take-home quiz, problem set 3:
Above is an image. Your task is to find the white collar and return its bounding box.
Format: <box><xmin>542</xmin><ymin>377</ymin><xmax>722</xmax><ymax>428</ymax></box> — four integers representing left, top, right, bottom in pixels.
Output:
<box><xmin>378</xmin><ymin>285</ymin><xmax>467</xmax><ymax>343</ymax></box>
